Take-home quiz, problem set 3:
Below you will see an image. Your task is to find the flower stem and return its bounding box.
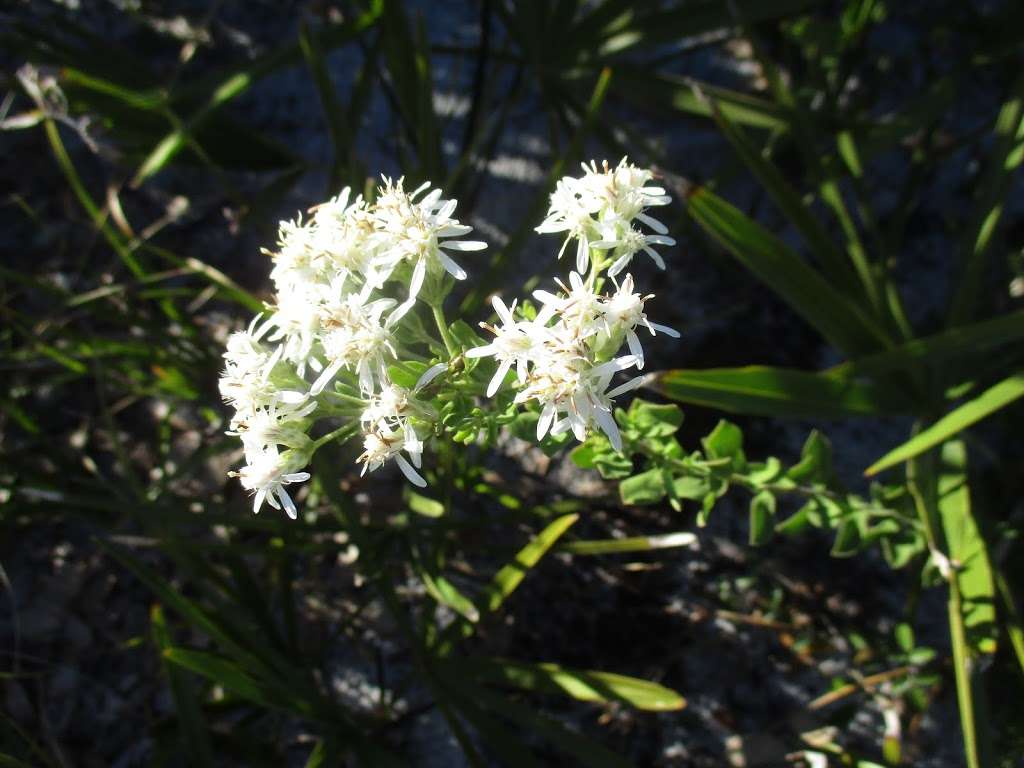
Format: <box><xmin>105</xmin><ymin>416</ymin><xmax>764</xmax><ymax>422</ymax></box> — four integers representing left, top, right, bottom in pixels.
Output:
<box><xmin>312</xmin><ymin>422</ymin><xmax>359</xmax><ymax>451</ymax></box>
<box><xmin>431</xmin><ymin>302</ymin><xmax>459</xmax><ymax>357</ymax></box>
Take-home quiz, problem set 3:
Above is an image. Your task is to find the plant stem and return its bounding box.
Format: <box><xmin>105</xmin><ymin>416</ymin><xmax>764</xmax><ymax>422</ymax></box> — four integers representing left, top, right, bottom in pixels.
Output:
<box><xmin>313</xmin><ymin>422</ymin><xmax>359</xmax><ymax>451</ymax></box>
<box><xmin>431</xmin><ymin>302</ymin><xmax>458</xmax><ymax>357</ymax></box>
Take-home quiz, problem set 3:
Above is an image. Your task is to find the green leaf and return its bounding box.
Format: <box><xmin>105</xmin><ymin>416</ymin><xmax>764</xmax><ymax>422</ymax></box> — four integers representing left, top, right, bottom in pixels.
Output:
<box><xmin>686</xmin><ymin>187</ymin><xmax>891</xmax><ymax>355</ymax></box>
<box><xmin>938</xmin><ymin>442</ymin><xmax>996</xmax><ymax>655</ymax></box>
<box><xmin>702</xmin><ymin>420</ymin><xmax>744</xmax><ymax>463</ymax></box>
<box><xmin>830</xmin><ymin>309</ymin><xmax>1024</xmax><ymax>381</ymax></box>
<box><xmin>830</xmin><ymin>517</ymin><xmax>862</xmax><ymax>557</ymax></box>
<box><xmin>480</xmin><ymin>513</ymin><xmax>578</xmax><ymax>614</ymax></box>
<box><xmin>748</xmin><ymin>491</ymin><xmax>775</xmax><ymax>546</ymax></box>
<box><xmin>560</xmin><ymin>532</ymin><xmax>696</xmax><ymax>555</ymax></box>
<box><xmin>416</xmin><ymin>566</ymin><xmax>480</xmax><ymax>623</ymax></box>
<box><xmin>407</xmin><ymin>489</ymin><xmax>445</xmax><ymax>518</ymax></box>
<box><xmin>460</xmin><ymin>657</ymin><xmax>686</xmax><ymax>712</ymax></box>
<box><xmin>162</xmin><ymin>648</ymin><xmax>279</xmax><ymax>711</ymax></box>
<box><xmin>150</xmin><ymin>606</ymin><xmax>214</xmax><ymax>768</ymax></box>
<box><xmin>619</xmin><ymin>469</ymin><xmax>666</xmax><ymax>506</ymax></box>
<box><xmin>699</xmin><ymin>86</ymin><xmax>862</xmax><ymax>299</ymax></box>
<box><xmin>625</xmin><ymin>399</ymin><xmax>684</xmax><ymax>437</ymax></box>
<box><xmin>786</xmin><ymin>431</ymin><xmax>833</xmax><ymax>484</ymax></box>
<box><xmin>652</xmin><ymin>366</ymin><xmax>907</xmax><ymax>419</ymax></box>
<box><xmin>866</xmin><ymin>372</ymin><xmax>1024</xmax><ymax>475</ymax></box>
<box><xmin>948</xmin><ymin>72</ymin><xmax>1024</xmax><ymax>326</ymax></box>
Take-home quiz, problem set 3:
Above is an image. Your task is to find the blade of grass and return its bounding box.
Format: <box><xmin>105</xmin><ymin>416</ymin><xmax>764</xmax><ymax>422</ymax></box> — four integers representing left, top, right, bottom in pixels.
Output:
<box><xmin>948</xmin><ymin>72</ymin><xmax>1024</xmax><ymax>326</ymax></box>
<box><xmin>651</xmin><ymin>365</ymin><xmax>907</xmax><ymax>419</ymax></box>
<box><xmin>457</xmin><ymin>657</ymin><xmax>685</xmax><ymax>711</ymax></box>
<box><xmin>132</xmin><ymin>2</ymin><xmax>383</xmax><ymax>186</ymax></box>
<box><xmin>686</xmin><ymin>186</ymin><xmax>892</xmax><ymax>356</ymax></box>
<box><xmin>480</xmin><ymin>513</ymin><xmax>579</xmax><ymax>614</ymax></box>
<box><xmin>560</xmin><ymin>531</ymin><xmax>696</xmax><ymax>555</ymax></box>
<box><xmin>150</xmin><ymin>606</ymin><xmax>215</xmax><ymax>768</ymax></box>
<box><xmin>866</xmin><ymin>372</ymin><xmax>1024</xmax><ymax>476</ymax></box>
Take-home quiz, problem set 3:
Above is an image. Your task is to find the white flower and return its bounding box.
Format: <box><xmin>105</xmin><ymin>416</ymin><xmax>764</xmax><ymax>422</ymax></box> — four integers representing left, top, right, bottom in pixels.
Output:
<box><xmin>230</xmin><ymin>446</ymin><xmax>311</xmax><ymax>519</ymax></box>
<box><xmin>535</xmin><ymin>176</ymin><xmax>604</xmax><ymax>273</ymax></box>
<box><xmin>591</xmin><ymin>226</ymin><xmax>676</xmax><ymax>276</ymax></box>
<box><xmin>228</xmin><ymin>399</ymin><xmax>317</xmax><ymax>452</ymax></box>
<box><xmin>310</xmin><ymin>290</ymin><xmax>398</xmax><ymax>395</ymax></box>
<box><xmin>532</xmin><ymin>271</ymin><xmax>602</xmax><ymax>336</ymax></box>
<box><xmin>599</xmin><ymin>274</ymin><xmax>680</xmax><ymax>368</ymax></box>
<box><xmin>371</xmin><ymin>177</ymin><xmax>486</xmax><ymax>306</ymax></box>
<box><xmin>219</xmin><ymin>316</ymin><xmax>306</xmax><ymax>415</ymax></box>
<box><xmin>357</xmin><ymin>420</ymin><xmax>426</xmax><ymax>487</ymax></box>
<box><xmin>465</xmin><ymin>296</ymin><xmax>551</xmax><ymax>396</ymax></box>
<box><xmin>517</xmin><ymin>353</ymin><xmax>642</xmax><ymax>451</ymax></box>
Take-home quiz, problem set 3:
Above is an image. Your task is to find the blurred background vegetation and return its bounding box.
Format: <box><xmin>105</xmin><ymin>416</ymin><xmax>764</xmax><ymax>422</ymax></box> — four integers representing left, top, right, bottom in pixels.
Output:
<box><xmin>1</xmin><ymin>1</ymin><xmax>1023</xmax><ymax>766</ymax></box>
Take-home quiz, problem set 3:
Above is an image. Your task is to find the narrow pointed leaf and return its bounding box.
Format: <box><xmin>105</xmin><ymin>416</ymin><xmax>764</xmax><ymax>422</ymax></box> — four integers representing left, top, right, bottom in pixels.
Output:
<box><xmin>866</xmin><ymin>372</ymin><xmax>1024</xmax><ymax>475</ymax></box>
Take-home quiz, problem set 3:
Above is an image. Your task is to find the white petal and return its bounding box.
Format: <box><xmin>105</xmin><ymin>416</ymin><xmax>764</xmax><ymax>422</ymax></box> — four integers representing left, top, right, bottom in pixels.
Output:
<box><xmin>253</xmin><ymin>488</ymin><xmax>267</xmax><ymax>514</ymax></box>
<box><xmin>283</xmin><ymin>472</ymin><xmax>311</xmax><ymax>483</ymax></box>
<box><xmin>279</xmin><ymin>488</ymin><xmax>298</xmax><ymax>520</ymax></box>
<box><xmin>643</xmin><ymin>246</ymin><xmax>666</xmax><ymax>270</ymax></box>
<box><xmin>575</xmin><ymin>237</ymin><xmax>589</xmax><ymax>274</ymax></box>
<box><xmin>437</xmin><ymin>250</ymin><xmax>468</xmax><ymax>280</ymax></box>
<box><xmin>594</xmin><ymin>408</ymin><xmax>622</xmax><ymax>451</ymax></box>
<box><xmin>650</xmin><ymin>322</ymin><xmax>680</xmax><ymax>338</ymax></box>
<box><xmin>636</xmin><ymin>212</ymin><xmax>668</xmax><ymax>234</ymax></box>
<box><xmin>487</xmin><ymin>358</ymin><xmax>513</xmax><ymax>397</ymax></box>
<box><xmin>607</xmin><ymin>375</ymin><xmax>646</xmax><ymax>398</ymax></box>
<box><xmin>608</xmin><ymin>253</ymin><xmax>632</xmax><ymax>277</ymax></box>
<box><xmin>439</xmin><ymin>239</ymin><xmax>487</xmax><ymax>252</ymax></box>
<box><xmin>626</xmin><ymin>330</ymin><xmax>645</xmax><ymax>369</ymax></box>
<box><xmin>388</xmin><ymin>298</ymin><xmax>415</xmax><ymax>326</ymax></box>
<box><xmin>395</xmin><ymin>455</ymin><xmax>427</xmax><ymax>487</ymax></box>
<box><xmin>437</xmin><ymin>198</ymin><xmax>457</xmax><ymax>220</ymax></box>
<box><xmin>409</xmin><ymin>258</ymin><xmax>427</xmax><ymax>299</ymax></box>
<box><xmin>415</xmin><ymin>362</ymin><xmax>448</xmax><ymax>391</ymax></box>
<box><xmin>438</xmin><ymin>224</ymin><xmax>472</xmax><ymax>237</ymax></box>
<box><xmin>464</xmin><ymin>343</ymin><xmax>497</xmax><ymax>359</ymax></box>
<box><xmin>492</xmin><ymin>295</ymin><xmax>514</xmax><ymax>325</ymax></box>
<box><xmin>537</xmin><ymin>401</ymin><xmax>556</xmax><ymax>441</ymax></box>
<box><xmin>310</xmin><ymin>360</ymin><xmax>343</xmax><ymax>396</ymax></box>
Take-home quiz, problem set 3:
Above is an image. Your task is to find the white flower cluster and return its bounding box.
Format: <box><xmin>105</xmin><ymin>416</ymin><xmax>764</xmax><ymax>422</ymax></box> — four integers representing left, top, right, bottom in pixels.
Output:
<box><xmin>468</xmin><ymin>159</ymin><xmax>678</xmax><ymax>451</ymax></box>
<box><xmin>220</xmin><ymin>180</ymin><xmax>485</xmax><ymax>517</ymax></box>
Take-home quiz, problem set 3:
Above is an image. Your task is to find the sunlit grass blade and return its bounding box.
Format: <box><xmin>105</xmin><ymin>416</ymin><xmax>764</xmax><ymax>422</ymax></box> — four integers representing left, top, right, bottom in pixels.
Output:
<box><xmin>151</xmin><ymin>606</ymin><xmax>215</xmax><ymax>768</ymax></box>
<box><xmin>459</xmin><ymin>657</ymin><xmax>686</xmax><ymax>711</ymax></box>
<box><xmin>480</xmin><ymin>513</ymin><xmax>578</xmax><ymax>614</ymax></box>
<box><xmin>865</xmin><ymin>372</ymin><xmax>1024</xmax><ymax>476</ymax></box>
<box><xmin>948</xmin><ymin>72</ymin><xmax>1024</xmax><ymax>326</ymax></box>
<box><xmin>936</xmin><ymin>442</ymin><xmax>994</xmax><ymax>767</ymax></box>
<box><xmin>650</xmin><ymin>366</ymin><xmax>907</xmax><ymax>419</ymax></box>
<box><xmin>686</xmin><ymin>187</ymin><xmax>891</xmax><ymax>356</ymax></box>
<box><xmin>560</xmin><ymin>532</ymin><xmax>696</xmax><ymax>555</ymax></box>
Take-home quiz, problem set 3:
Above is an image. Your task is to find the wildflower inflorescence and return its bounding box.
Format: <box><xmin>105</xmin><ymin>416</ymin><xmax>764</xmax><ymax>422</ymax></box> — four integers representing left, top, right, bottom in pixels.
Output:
<box><xmin>220</xmin><ymin>159</ymin><xmax>677</xmax><ymax>518</ymax></box>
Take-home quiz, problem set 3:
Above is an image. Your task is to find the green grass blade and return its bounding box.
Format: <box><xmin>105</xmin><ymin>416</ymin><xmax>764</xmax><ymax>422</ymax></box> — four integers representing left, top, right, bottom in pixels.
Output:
<box><xmin>612</xmin><ymin>68</ymin><xmax>791</xmax><ymax>131</ymax></box>
<box><xmin>299</xmin><ymin>21</ymin><xmax>352</xmax><ymax>192</ymax></box>
<box><xmin>866</xmin><ymin>372</ymin><xmax>1024</xmax><ymax>475</ymax></box>
<box><xmin>480</xmin><ymin>513</ymin><xmax>578</xmax><ymax>614</ymax></box>
<box><xmin>650</xmin><ymin>366</ymin><xmax>907</xmax><ymax>419</ymax></box>
<box><xmin>697</xmin><ymin>86</ymin><xmax>861</xmax><ymax>299</ymax></box>
<box><xmin>151</xmin><ymin>606</ymin><xmax>215</xmax><ymax>768</ymax></box>
<box><xmin>459</xmin><ymin>657</ymin><xmax>686</xmax><ymax>711</ymax></box>
<box><xmin>948</xmin><ymin>72</ymin><xmax>1024</xmax><ymax>326</ymax></box>
<box><xmin>560</xmin><ymin>532</ymin><xmax>696</xmax><ymax>555</ymax></box>
<box><xmin>686</xmin><ymin>186</ymin><xmax>891</xmax><ymax>355</ymax></box>
<box><xmin>446</xmin><ymin>676</ymin><xmax>634</xmax><ymax>768</ymax></box>
<box><xmin>938</xmin><ymin>442</ymin><xmax>997</xmax><ymax>656</ymax></box>
<box><xmin>162</xmin><ymin>648</ymin><xmax>294</xmax><ymax>713</ymax></box>
<box><xmin>830</xmin><ymin>309</ymin><xmax>1024</xmax><ymax>380</ymax></box>
<box><xmin>132</xmin><ymin>4</ymin><xmax>383</xmax><ymax>186</ymax></box>
<box><xmin>937</xmin><ymin>442</ymin><xmax>994</xmax><ymax>767</ymax></box>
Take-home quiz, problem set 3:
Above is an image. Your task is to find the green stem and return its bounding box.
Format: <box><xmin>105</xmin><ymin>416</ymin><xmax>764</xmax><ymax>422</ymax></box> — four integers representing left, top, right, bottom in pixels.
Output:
<box><xmin>431</xmin><ymin>302</ymin><xmax>458</xmax><ymax>357</ymax></box>
<box><xmin>947</xmin><ymin>575</ymin><xmax>983</xmax><ymax>768</ymax></box>
<box><xmin>312</xmin><ymin>422</ymin><xmax>359</xmax><ymax>451</ymax></box>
